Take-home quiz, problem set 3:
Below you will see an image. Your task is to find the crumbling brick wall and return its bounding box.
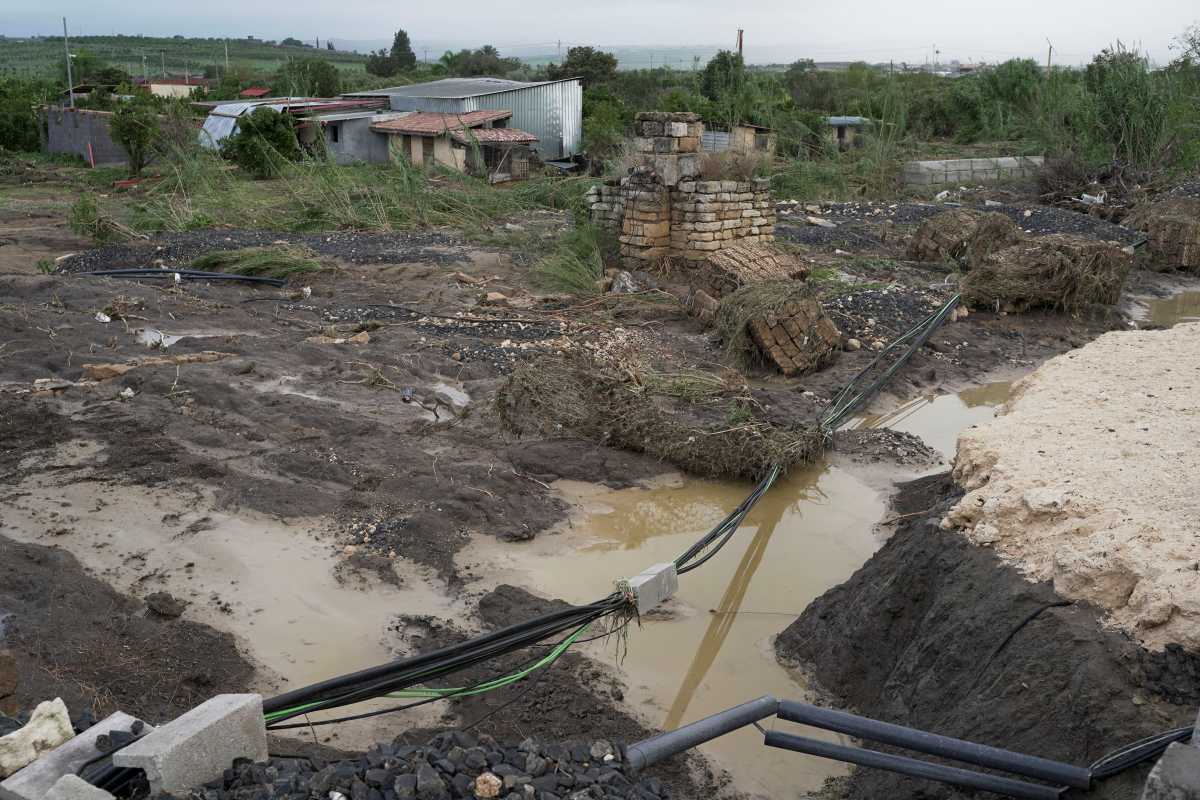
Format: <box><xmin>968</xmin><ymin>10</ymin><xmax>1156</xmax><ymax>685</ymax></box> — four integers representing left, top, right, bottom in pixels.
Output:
<box><xmin>585</xmin><ymin>112</ymin><xmax>775</xmax><ymax>267</ymax></box>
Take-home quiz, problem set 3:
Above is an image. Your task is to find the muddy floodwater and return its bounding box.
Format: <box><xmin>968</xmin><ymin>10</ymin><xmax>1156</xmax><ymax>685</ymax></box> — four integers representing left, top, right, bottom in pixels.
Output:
<box><xmin>1145</xmin><ymin>290</ymin><xmax>1200</xmax><ymax>327</ymax></box>
<box><xmin>461</xmin><ymin>384</ymin><xmax>1014</xmax><ymax>798</ymax></box>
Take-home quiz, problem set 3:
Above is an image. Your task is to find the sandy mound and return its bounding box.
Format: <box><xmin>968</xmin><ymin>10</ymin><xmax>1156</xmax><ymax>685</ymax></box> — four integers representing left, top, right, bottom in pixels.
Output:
<box><xmin>944</xmin><ymin>322</ymin><xmax>1200</xmax><ymax>651</ymax></box>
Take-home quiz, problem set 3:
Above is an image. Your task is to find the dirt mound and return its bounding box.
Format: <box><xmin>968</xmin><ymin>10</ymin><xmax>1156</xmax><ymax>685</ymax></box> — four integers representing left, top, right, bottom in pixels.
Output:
<box><xmin>945</xmin><ymin>323</ymin><xmax>1200</xmax><ymax>651</ymax></box>
<box><xmin>776</xmin><ymin>473</ymin><xmax>1199</xmax><ymax>800</ymax></box>
<box><xmin>0</xmin><ymin>535</ymin><xmax>253</xmax><ymax>723</ymax></box>
<box><xmin>699</xmin><ymin>242</ymin><xmax>810</xmax><ymax>296</ymax></box>
<box><xmin>960</xmin><ymin>233</ymin><xmax>1132</xmax><ymax>312</ymax></box>
<box><xmin>906</xmin><ymin>209</ymin><xmax>1023</xmax><ymax>266</ymax></box>
<box><xmin>495</xmin><ymin>354</ymin><xmax>822</xmax><ymax>480</ymax></box>
<box><xmin>715</xmin><ymin>280</ymin><xmax>840</xmax><ymax>374</ymax></box>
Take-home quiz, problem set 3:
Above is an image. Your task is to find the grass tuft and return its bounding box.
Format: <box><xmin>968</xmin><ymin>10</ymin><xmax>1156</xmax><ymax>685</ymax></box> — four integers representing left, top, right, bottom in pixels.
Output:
<box><xmin>189</xmin><ymin>245</ymin><xmax>323</xmax><ymax>278</ymax></box>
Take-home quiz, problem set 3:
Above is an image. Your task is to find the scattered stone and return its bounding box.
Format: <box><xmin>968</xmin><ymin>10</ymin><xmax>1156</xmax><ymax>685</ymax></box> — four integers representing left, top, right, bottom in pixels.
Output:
<box><xmin>844</xmin><ymin>338</ymin><xmax>861</xmax><ymax>352</ymax></box>
<box><xmin>483</xmin><ymin>292</ymin><xmax>509</xmax><ymax>305</ymax></box>
<box><xmin>144</xmin><ymin>592</ymin><xmax>186</xmax><ymax>619</ymax></box>
<box><xmin>473</xmin><ymin>772</ymin><xmax>503</xmax><ymax>799</ymax></box>
<box><xmin>0</xmin><ymin>698</ymin><xmax>74</xmax><ymax>778</ymax></box>
<box><xmin>805</xmin><ymin>216</ymin><xmax>837</xmax><ymax>228</ymax></box>
<box><xmin>609</xmin><ymin>271</ymin><xmax>638</xmax><ymax>294</ymax></box>
<box><xmin>81</xmin><ymin>352</ymin><xmax>235</xmax><ymax>381</ymax></box>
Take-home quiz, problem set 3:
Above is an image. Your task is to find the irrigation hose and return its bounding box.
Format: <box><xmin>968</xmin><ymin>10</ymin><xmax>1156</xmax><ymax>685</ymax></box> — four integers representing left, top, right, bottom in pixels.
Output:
<box><xmin>79</xmin><ymin>269</ymin><xmax>287</xmax><ymax>287</ymax></box>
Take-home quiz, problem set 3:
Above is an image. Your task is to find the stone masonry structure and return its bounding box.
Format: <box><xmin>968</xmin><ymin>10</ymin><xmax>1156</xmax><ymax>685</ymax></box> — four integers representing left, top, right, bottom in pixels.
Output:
<box><xmin>586</xmin><ymin>112</ymin><xmax>775</xmax><ymax>266</ymax></box>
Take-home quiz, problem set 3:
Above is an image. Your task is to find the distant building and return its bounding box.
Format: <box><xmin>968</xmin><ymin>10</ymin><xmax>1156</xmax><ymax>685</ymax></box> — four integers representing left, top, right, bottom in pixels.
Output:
<box><xmin>826</xmin><ymin>116</ymin><xmax>869</xmax><ymax>149</ymax></box>
<box><xmin>344</xmin><ymin>77</ymin><xmax>581</xmax><ymax>160</ymax></box>
<box><xmin>368</xmin><ymin>110</ymin><xmax>539</xmax><ymax>181</ymax></box>
<box><xmin>701</xmin><ymin>122</ymin><xmax>776</xmax><ymax>158</ymax></box>
<box><xmin>239</xmin><ymin>86</ymin><xmax>272</xmax><ymax>99</ymax></box>
<box><xmin>138</xmin><ymin>76</ymin><xmax>209</xmax><ymax>98</ymax></box>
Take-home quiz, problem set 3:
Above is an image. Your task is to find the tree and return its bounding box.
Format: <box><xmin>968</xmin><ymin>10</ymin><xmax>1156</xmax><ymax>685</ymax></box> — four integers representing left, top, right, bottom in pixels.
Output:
<box><xmin>276</xmin><ymin>57</ymin><xmax>340</xmax><ymax>97</ymax></box>
<box><xmin>221</xmin><ymin>106</ymin><xmax>300</xmax><ymax>178</ymax></box>
<box><xmin>701</xmin><ymin>50</ymin><xmax>745</xmax><ymax>102</ymax></box>
<box><xmin>280</xmin><ymin>37</ymin><xmax>306</xmax><ymax>48</ymax></box>
<box><xmin>110</xmin><ymin>100</ymin><xmax>160</xmax><ymax>175</ymax></box>
<box><xmin>437</xmin><ymin>46</ymin><xmax>521</xmax><ymax>77</ymax></box>
<box><xmin>548</xmin><ymin>46</ymin><xmax>617</xmax><ymax>88</ymax></box>
<box><xmin>326</xmin><ymin>41</ymin><xmax>335</xmax><ymax>51</ymax></box>
<box><xmin>390</xmin><ymin>29</ymin><xmax>417</xmax><ymax>71</ymax></box>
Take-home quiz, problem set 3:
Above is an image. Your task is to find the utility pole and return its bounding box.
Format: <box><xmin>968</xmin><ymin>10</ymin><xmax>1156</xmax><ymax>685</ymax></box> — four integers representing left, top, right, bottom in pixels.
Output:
<box><xmin>423</xmin><ymin>47</ymin><xmax>429</xmax><ymax>64</ymax></box>
<box><xmin>1045</xmin><ymin>38</ymin><xmax>1054</xmax><ymax>75</ymax></box>
<box><xmin>556</xmin><ymin>39</ymin><xmax>562</xmax><ymax>64</ymax></box>
<box><xmin>736</xmin><ymin>29</ymin><xmax>743</xmax><ymax>58</ymax></box>
<box><xmin>224</xmin><ymin>40</ymin><xmax>229</xmax><ymax>72</ymax></box>
<box><xmin>62</xmin><ymin>17</ymin><xmax>75</xmax><ymax>107</ymax></box>
<box><xmin>161</xmin><ymin>51</ymin><xmax>166</xmax><ymax>77</ymax></box>
<box><xmin>141</xmin><ymin>54</ymin><xmax>147</xmax><ymax>80</ymax></box>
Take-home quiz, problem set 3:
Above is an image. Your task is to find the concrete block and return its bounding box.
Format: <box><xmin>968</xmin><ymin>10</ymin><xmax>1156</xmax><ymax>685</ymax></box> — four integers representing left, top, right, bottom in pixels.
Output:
<box><xmin>1140</xmin><ymin>742</ymin><xmax>1200</xmax><ymax>800</ymax></box>
<box><xmin>627</xmin><ymin>563</ymin><xmax>679</xmax><ymax>615</ymax></box>
<box><xmin>43</xmin><ymin>775</ymin><xmax>113</xmax><ymax>800</ymax></box>
<box><xmin>113</xmin><ymin>694</ymin><xmax>266</xmax><ymax>796</ymax></box>
<box><xmin>0</xmin><ymin>713</ymin><xmax>151</xmax><ymax>800</ymax></box>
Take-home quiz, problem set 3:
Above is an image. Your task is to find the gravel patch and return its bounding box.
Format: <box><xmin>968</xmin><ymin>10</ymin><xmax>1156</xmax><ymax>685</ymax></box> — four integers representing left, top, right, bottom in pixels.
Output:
<box><xmin>56</xmin><ymin>229</ymin><xmax>469</xmax><ymax>272</ymax></box>
<box><xmin>175</xmin><ymin>732</ymin><xmax>674</xmax><ymax>800</ymax></box>
<box><xmin>776</xmin><ymin>201</ymin><xmax>1140</xmax><ymax>248</ymax></box>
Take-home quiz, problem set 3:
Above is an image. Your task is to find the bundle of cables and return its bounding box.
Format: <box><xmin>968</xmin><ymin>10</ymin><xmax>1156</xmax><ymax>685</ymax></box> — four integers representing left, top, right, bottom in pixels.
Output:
<box><xmin>262</xmin><ymin>462</ymin><xmax>785</xmax><ymax>729</ymax></box>
<box><xmin>261</xmin><ymin>294</ymin><xmax>964</xmax><ymax>730</ymax></box>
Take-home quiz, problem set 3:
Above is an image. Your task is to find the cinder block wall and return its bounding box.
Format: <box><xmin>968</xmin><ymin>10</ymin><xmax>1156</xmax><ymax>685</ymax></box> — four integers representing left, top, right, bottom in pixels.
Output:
<box><xmin>901</xmin><ymin>156</ymin><xmax>1044</xmax><ymax>187</ymax></box>
<box><xmin>585</xmin><ymin>111</ymin><xmax>775</xmax><ymax>266</ymax></box>
<box><xmin>43</xmin><ymin>107</ymin><xmax>129</xmax><ymax>166</ymax></box>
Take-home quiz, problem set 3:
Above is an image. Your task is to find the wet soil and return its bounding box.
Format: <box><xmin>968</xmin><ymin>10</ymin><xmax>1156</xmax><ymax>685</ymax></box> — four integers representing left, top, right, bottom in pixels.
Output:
<box><xmin>775</xmin><ymin>473</ymin><xmax>1200</xmax><ymax>800</ymax></box>
<box><xmin>0</xmin><ymin>534</ymin><xmax>253</xmax><ymax>724</ymax></box>
<box><xmin>2</xmin><ymin>165</ymin><xmax>1198</xmax><ymax>798</ymax></box>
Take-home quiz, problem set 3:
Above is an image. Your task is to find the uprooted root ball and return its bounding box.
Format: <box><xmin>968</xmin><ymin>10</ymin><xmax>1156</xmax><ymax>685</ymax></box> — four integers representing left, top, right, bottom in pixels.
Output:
<box><xmin>960</xmin><ymin>234</ymin><xmax>1132</xmax><ymax>312</ymax></box>
<box><xmin>907</xmin><ymin>209</ymin><xmax>1023</xmax><ymax>267</ymax></box>
<box><xmin>495</xmin><ymin>355</ymin><xmax>823</xmax><ymax>481</ymax></box>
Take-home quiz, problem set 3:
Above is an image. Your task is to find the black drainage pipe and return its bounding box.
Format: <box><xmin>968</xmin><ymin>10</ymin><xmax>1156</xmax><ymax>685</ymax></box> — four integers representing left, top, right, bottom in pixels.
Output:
<box><xmin>626</xmin><ymin>695</ymin><xmax>779</xmax><ymax>771</ymax></box>
<box><xmin>778</xmin><ymin>700</ymin><xmax>1091</xmax><ymax>789</ymax></box>
<box><xmin>764</xmin><ymin>730</ymin><xmax>1065</xmax><ymax>800</ymax></box>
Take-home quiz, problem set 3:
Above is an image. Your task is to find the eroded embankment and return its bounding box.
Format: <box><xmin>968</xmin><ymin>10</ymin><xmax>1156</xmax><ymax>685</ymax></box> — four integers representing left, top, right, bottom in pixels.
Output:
<box><xmin>945</xmin><ymin>322</ymin><xmax>1200</xmax><ymax>651</ymax></box>
<box><xmin>776</xmin><ymin>474</ymin><xmax>1199</xmax><ymax>800</ymax></box>
<box><xmin>777</xmin><ymin>324</ymin><xmax>1200</xmax><ymax>800</ymax></box>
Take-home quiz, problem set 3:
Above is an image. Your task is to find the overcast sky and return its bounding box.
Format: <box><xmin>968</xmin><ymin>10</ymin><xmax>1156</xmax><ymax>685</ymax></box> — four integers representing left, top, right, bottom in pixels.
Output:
<box><xmin>7</xmin><ymin>0</ymin><xmax>1198</xmax><ymax>65</ymax></box>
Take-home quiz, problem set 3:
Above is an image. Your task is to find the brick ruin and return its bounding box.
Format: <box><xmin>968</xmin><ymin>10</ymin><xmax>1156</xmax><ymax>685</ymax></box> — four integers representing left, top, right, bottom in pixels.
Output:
<box><xmin>585</xmin><ymin>112</ymin><xmax>775</xmax><ymax>267</ymax></box>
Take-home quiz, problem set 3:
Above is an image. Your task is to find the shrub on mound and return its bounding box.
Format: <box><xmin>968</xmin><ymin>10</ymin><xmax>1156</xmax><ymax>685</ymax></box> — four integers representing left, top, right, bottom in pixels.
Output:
<box><xmin>496</xmin><ymin>354</ymin><xmax>822</xmax><ymax>480</ymax></box>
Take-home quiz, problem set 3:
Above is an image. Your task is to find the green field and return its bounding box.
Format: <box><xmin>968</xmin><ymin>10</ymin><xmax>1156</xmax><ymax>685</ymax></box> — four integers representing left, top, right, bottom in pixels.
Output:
<box><xmin>0</xmin><ymin>34</ymin><xmax>368</xmax><ymax>81</ymax></box>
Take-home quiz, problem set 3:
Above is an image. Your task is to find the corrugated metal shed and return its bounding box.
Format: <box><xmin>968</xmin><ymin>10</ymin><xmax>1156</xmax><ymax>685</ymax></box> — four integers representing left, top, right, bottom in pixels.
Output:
<box><xmin>345</xmin><ymin>77</ymin><xmax>582</xmax><ymax>159</ymax></box>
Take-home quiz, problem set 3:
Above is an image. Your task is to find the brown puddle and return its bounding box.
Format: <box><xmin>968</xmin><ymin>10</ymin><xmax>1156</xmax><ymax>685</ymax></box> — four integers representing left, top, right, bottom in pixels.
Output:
<box><xmin>1144</xmin><ymin>290</ymin><xmax>1200</xmax><ymax>327</ymax></box>
<box><xmin>460</xmin><ymin>382</ymin><xmax>1016</xmax><ymax>797</ymax></box>
<box><xmin>845</xmin><ymin>380</ymin><xmax>1014</xmax><ymax>459</ymax></box>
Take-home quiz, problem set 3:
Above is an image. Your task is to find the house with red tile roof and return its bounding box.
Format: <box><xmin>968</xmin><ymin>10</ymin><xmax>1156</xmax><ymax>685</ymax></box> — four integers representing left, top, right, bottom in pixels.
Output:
<box><xmin>367</xmin><ymin>110</ymin><xmax>539</xmax><ymax>180</ymax></box>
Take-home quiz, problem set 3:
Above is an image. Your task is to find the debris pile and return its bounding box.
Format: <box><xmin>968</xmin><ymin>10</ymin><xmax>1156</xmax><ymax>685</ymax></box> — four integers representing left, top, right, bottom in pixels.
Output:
<box><xmin>960</xmin><ymin>234</ymin><xmax>1132</xmax><ymax>312</ymax></box>
<box><xmin>715</xmin><ymin>280</ymin><xmax>841</xmax><ymax>375</ymax></box>
<box><xmin>906</xmin><ymin>209</ymin><xmax>1022</xmax><ymax>266</ymax></box>
<box><xmin>183</xmin><ymin>733</ymin><xmax>673</xmax><ymax>800</ymax></box>
<box><xmin>497</xmin><ymin>353</ymin><xmax>821</xmax><ymax>480</ymax></box>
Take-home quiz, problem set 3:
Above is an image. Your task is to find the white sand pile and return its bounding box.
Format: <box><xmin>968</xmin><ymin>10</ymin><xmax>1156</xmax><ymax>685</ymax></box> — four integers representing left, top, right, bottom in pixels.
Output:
<box><xmin>944</xmin><ymin>322</ymin><xmax>1200</xmax><ymax>651</ymax></box>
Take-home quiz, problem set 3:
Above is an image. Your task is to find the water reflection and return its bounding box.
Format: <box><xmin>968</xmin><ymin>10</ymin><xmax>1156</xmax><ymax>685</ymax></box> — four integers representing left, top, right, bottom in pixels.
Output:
<box><xmin>1146</xmin><ymin>290</ymin><xmax>1200</xmax><ymax>327</ymax></box>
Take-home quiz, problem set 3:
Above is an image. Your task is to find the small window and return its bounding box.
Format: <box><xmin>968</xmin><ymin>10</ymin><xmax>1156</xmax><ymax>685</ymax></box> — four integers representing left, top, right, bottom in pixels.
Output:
<box><xmin>329</xmin><ymin>124</ymin><xmax>339</xmax><ymax>143</ymax></box>
<box><xmin>754</xmin><ymin>133</ymin><xmax>769</xmax><ymax>151</ymax></box>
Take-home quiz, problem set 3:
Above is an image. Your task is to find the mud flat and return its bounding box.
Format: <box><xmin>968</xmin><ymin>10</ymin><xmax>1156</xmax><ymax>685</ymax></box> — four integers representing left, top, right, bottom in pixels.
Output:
<box><xmin>777</xmin><ymin>324</ymin><xmax>1200</xmax><ymax>800</ymax></box>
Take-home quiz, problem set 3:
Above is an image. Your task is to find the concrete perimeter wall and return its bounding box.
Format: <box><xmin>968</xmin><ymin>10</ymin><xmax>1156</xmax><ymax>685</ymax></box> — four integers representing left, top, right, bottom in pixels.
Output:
<box><xmin>902</xmin><ymin>155</ymin><xmax>1044</xmax><ymax>187</ymax></box>
<box><xmin>43</xmin><ymin>107</ymin><xmax>128</xmax><ymax>166</ymax></box>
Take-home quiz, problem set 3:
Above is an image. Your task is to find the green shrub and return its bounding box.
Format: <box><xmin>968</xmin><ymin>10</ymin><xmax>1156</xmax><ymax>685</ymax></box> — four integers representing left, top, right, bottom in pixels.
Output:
<box><xmin>109</xmin><ymin>101</ymin><xmax>160</xmax><ymax>176</ymax></box>
<box><xmin>221</xmin><ymin>106</ymin><xmax>301</xmax><ymax>178</ymax></box>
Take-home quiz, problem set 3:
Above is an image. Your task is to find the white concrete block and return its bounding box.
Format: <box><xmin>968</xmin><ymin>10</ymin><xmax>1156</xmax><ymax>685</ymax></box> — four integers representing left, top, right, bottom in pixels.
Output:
<box><xmin>0</xmin><ymin>713</ymin><xmax>151</xmax><ymax>800</ymax></box>
<box><xmin>113</xmin><ymin>694</ymin><xmax>266</xmax><ymax>796</ymax></box>
<box><xmin>44</xmin><ymin>775</ymin><xmax>113</xmax><ymax>800</ymax></box>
